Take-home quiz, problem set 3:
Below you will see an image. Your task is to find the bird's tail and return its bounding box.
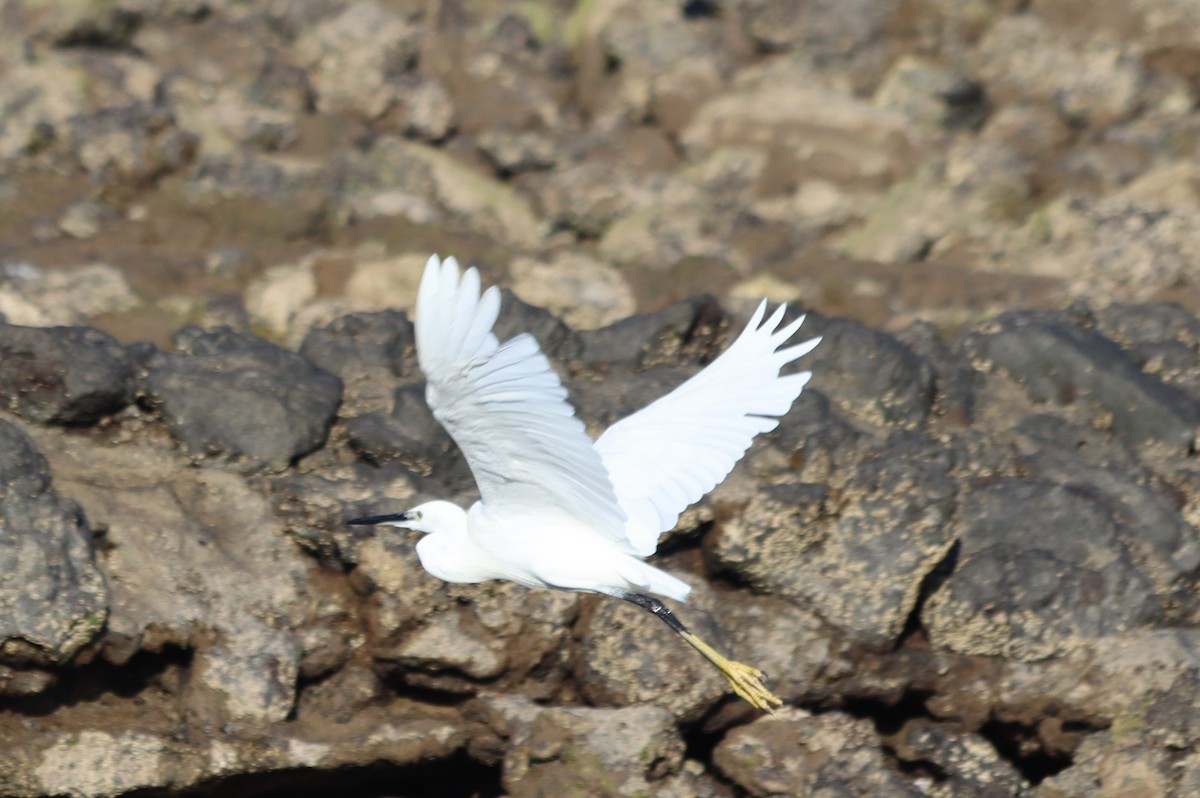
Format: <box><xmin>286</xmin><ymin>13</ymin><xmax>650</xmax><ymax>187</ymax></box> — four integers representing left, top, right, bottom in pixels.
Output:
<box><xmin>621</xmin><ymin>559</ymin><xmax>692</xmax><ymax>602</ymax></box>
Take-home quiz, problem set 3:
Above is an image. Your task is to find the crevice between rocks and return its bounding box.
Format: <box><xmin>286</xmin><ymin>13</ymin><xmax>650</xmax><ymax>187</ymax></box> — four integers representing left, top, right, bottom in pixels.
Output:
<box><xmin>119</xmin><ymin>749</ymin><xmax>503</xmax><ymax>798</ymax></box>
<box><xmin>2</xmin><ymin>643</ymin><xmax>193</xmax><ymax>717</ymax></box>
<box><xmin>977</xmin><ymin>716</ymin><xmax>1078</xmax><ymax>785</ymax></box>
<box><xmin>895</xmin><ymin>538</ymin><xmax>961</xmax><ymax>649</ymax></box>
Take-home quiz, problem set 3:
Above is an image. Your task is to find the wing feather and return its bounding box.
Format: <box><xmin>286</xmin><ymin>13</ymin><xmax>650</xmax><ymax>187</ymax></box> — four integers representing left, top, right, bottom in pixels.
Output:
<box><xmin>415</xmin><ymin>255</ymin><xmax>631</xmax><ymax>552</ymax></box>
<box><xmin>595</xmin><ymin>301</ymin><xmax>820</xmax><ymax>556</ymax></box>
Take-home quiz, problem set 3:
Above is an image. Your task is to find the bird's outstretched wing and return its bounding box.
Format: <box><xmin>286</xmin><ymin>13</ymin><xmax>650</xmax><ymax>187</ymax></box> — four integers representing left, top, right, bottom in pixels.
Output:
<box><xmin>415</xmin><ymin>255</ymin><xmax>632</xmax><ymax>551</ymax></box>
<box><xmin>594</xmin><ymin>302</ymin><xmax>820</xmax><ymax>556</ymax></box>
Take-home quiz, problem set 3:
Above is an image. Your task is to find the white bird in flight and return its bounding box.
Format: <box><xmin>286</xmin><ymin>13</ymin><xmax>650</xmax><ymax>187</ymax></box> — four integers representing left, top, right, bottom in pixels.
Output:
<box><xmin>349</xmin><ymin>255</ymin><xmax>820</xmax><ymax>711</ymax></box>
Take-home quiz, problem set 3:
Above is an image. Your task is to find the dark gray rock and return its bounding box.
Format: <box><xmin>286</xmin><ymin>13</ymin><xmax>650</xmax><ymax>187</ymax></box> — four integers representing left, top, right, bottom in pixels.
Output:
<box><xmin>144</xmin><ymin>326</ymin><xmax>342</xmax><ymax>466</ymax></box>
<box><xmin>711</xmin><ymin>431</ymin><xmax>957</xmax><ymax>647</ymax></box>
<box><xmin>925</xmin><ymin>478</ymin><xmax>1161</xmax><ymax>661</ymax></box>
<box><xmin>960</xmin><ymin>311</ymin><xmax>1200</xmax><ymax>450</ymax></box>
<box><xmin>0</xmin><ymin>323</ymin><xmax>134</xmax><ymax>424</ymax></box>
<box><xmin>0</xmin><ymin>420</ymin><xmax>108</xmax><ymax>667</ymax></box>
<box><xmin>893</xmin><ymin>722</ymin><xmax>1031</xmax><ymax>797</ymax></box>
<box><xmin>299</xmin><ymin>310</ymin><xmax>415</xmax><ymax>383</ymax></box>
<box><xmin>493</xmin><ymin>290</ymin><xmax>580</xmax><ymax>361</ymax></box>
<box><xmin>894</xmin><ymin>319</ymin><xmax>980</xmax><ymax>425</ymax></box>
<box><xmin>345</xmin><ymin>384</ymin><xmax>472</xmax><ymax>490</ymax></box>
<box><xmin>1011</xmin><ymin>415</ymin><xmax>1200</xmax><ymax>606</ymax></box>
<box><xmin>572</xmin><ymin>580</ymin><xmax>726</xmax><ymax>721</ymax></box>
<box><xmin>574</xmin><ymin>294</ymin><xmax>726</xmax><ymax>368</ymax></box>
<box><xmin>802</xmin><ymin>313</ymin><xmax>937</xmax><ymax>429</ymax></box>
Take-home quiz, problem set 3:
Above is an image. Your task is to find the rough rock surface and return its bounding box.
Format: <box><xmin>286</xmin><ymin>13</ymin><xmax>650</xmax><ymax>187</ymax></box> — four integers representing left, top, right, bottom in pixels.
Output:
<box><xmin>0</xmin><ymin>420</ymin><xmax>107</xmax><ymax>668</ymax></box>
<box><xmin>0</xmin><ymin>324</ymin><xmax>134</xmax><ymax>424</ymax></box>
<box><xmin>143</xmin><ymin>327</ymin><xmax>343</xmax><ymax>466</ymax></box>
<box><xmin>3</xmin><ymin>1</ymin><xmax>1200</xmax><ymax>796</ymax></box>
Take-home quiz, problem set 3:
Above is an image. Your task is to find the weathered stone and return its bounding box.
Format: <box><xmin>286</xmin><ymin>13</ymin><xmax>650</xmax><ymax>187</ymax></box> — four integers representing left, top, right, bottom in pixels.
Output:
<box><xmin>925</xmin><ymin>478</ymin><xmax>1160</xmax><ymax>661</ymax></box>
<box><xmin>0</xmin><ymin>263</ymin><xmax>137</xmax><ymax>328</ymax></box>
<box><xmin>0</xmin><ymin>420</ymin><xmax>108</xmax><ymax>667</ymax></box>
<box><xmin>508</xmin><ymin>252</ymin><xmax>635</xmax><ymax>330</ymax></box>
<box><xmin>961</xmin><ymin>310</ymin><xmax>1200</xmax><ymax>450</ymax></box>
<box><xmin>294</xmin><ymin>1</ymin><xmax>420</xmax><ymax>119</ymax></box>
<box><xmin>0</xmin><ymin>323</ymin><xmax>134</xmax><ymax>424</ymax></box>
<box><xmin>802</xmin><ymin>313</ymin><xmax>937</xmax><ymax>429</ymax></box>
<box><xmin>711</xmin><ymin>432</ymin><xmax>956</xmax><ymax>647</ymax></box>
<box><xmin>573</xmin><ymin>579</ymin><xmax>726</xmax><ymax>721</ymax></box>
<box><xmin>300</xmin><ymin>309</ymin><xmax>415</xmax><ymax>415</ymax></box>
<box><xmin>468</xmin><ymin>693</ymin><xmax>685</xmax><ymax>798</ymax></box>
<box><xmin>144</xmin><ymin>327</ymin><xmax>342</xmax><ymax>465</ymax></box>
<box><xmin>714</xmin><ymin>710</ymin><xmax>925</xmax><ymax>797</ymax></box>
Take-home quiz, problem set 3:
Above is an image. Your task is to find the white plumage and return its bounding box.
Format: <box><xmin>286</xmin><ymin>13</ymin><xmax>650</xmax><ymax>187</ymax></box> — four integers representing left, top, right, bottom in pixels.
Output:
<box><xmin>349</xmin><ymin>254</ymin><xmax>821</xmax><ymax>711</ymax></box>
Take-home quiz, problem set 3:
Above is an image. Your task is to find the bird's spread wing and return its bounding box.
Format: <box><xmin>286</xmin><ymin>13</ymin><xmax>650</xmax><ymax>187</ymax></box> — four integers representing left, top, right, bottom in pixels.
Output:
<box><xmin>415</xmin><ymin>255</ymin><xmax>632</xmax><ymax>552</ymax></box>
<box><xmin>595</xmin><ymin>302</ymin><xmax>820</xmax><ymax>556</ymax></box>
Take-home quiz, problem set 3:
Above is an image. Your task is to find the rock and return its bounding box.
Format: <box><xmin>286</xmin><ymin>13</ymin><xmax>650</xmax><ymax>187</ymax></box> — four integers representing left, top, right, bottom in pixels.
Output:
<box><xmin>716</xmin><ymin>592</ymin><xmax>855</xmax><ymax>706</ymax></box>
<box><xmin>894</xmin><ymin>722</ymin><xmax>1032</xmax><ymax>797</ymax></box>
<box><xmin>893</xmin><ymin>319</ymin><xmax>980</xmax><ymax>424</ymax></box>
<box><xmin>681</xmin><ymin>62</ymin><xmax>917</xmax><ymax>191</ymax></box>
<box><xmin>342</xmin><ymin>252</ymin><xmax>428</xmax><ymax>312</ymax></box>
<box><xmin>144</xmin><ymin>327</ymin><xmax>342</xmax><ymax>465</ymax></box>
<box><xmin>360</xmin><ymin>537</ymin><xmax>579</xmax><ymax>697</ymax></box>
<box><xmin>575</xmin><ymin>294</ymin><xmax>726</xmax><ymax>370</ymax></box>
<box><xmin>572</xmin><ymin>580</ymin><xmax>727</xmax><ymax>720</ymax></box>
<box><xmin>710</xmin><ymin>431</ymin><xmax>957</xmax><ymax>647</ymax></box>
<box><xmin>508</xmin><ymin>253</ymin><xmax>635</xmax><ymax>330</ymax></box>
<box><xmin>17</xmin><ymin>714</ymin><xmax>468</xmax><ymax>798</ymax></box>
<box><xmin>0</xmin><ymin>323</ymin><xmax>134</xmax><ymax>424</ymax></box>
<box><xmin>0</xmin><ymin>263</ymin><xmax>138</xmax><ymax>327</ymax></box>
<box><xmin>294</xmin><ymin>1</ymin><xmax>420</xmax><ymax>119</ymax></box>
<box><xmin>713</xmin><ymin>710</ymin><xmax>925</xmax><ymax>796</ymax></box>
<box><xmin>63</xmin><ymin>102</ymin><xmax>198</xmax><ymax>185</ymax></box>
<box><xmin>299</xmin><ymin>309</ymin><xmax>416</xmax><ymax>414</ymax></box>
<box><xmin>874</xmin><ymin>55</ymin><xmax>988</xmax><ymax>132</ymax></box>
<box><xmin>345</xmin><ymin>384</ymin><xmax>466</xmax><ymax>480</ymax></box>
<box><xmin>924</xmin><ymin>478</ymin><xmax>1160</xmax><ymax>661</ymax></box>
<box><xmin>0</xmin><ymin>59</ymin><xmax>90</xmax><ymax>161</ymax></box>
<box><xmin>57</xmin><ymin>199</ymin><xmax>107</xmax><ymax>239</ymax></box>
<box><xmin>961</xmin><ymin>310</ymin><xmax>1200</xmax><ymax>450</ymax></box>
<box><xmin>244</xmin><ymin>258</ymin><xmax>318</xmax><ymax>337</ymax></box>
<box><xmin>20</xmin><ymin>422</ymin><xmax>315</xmax><ymax>725</ymax></box>
<box><xmin>802</xmin><ymin>313</ymin><xmax>937</xmax><ymax>429</ymax></box>
<box><xmin>33</xmin><ymin>731</ymin><xmax>167</xmax><ymax>798</ymax></box>
<box><xmin>0</xmin><ymin>420</ymin><xmax>108</xmax><ymax>667</ymax></box>
<box><xmin>23</xmin><ymin>1</ymin><xmax>141</xmax><ymax>47</ymax></box>
<box><xmin>971</xmin><ymin>14</ymin><xmax>1146</xmax><ymax>128</ymax></box>
<box><xmin>1009</xmin><ymin>415</ymin><xmax>1200</xmax><ymax>602</ymax></box>
<box><xmin>1016</xmin><ymin>197</ymin><xmax>1200</xmax><ymax>303</ymax></box>
<box><xmin>476</xmin><ymin>128</ymin><xmax>557</xmax><ymax>175</ymax></box>
<box><xmin>337</xmin><ymin>137</ymin><xmax>546</xmax><ymax>248</ymax></box>
<box><xmin>391</xmin><ymin>75</ymin><xmax>456</xmax><ymax>142</ymax></box>
<box><xmin>537</xmin><ymin>162</ymin><xmax>698</xmax><ymax>239</ymax></box>
<box><xmin>468</xmin><ymin>693</ymin><xmax>685</xmax><ymax>798</ymax></box>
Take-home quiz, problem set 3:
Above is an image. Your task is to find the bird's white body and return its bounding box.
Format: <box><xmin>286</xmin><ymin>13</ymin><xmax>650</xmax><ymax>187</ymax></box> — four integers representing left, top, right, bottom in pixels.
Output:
<box><xmin>411</xmin><ymin>501</ymin><xmax>691</xmax><ymax>600</ymax></box>
<box><xmin>355</xmin><ymin>255</ymin><xmax>820</xmax><ymax>606</ymax></box>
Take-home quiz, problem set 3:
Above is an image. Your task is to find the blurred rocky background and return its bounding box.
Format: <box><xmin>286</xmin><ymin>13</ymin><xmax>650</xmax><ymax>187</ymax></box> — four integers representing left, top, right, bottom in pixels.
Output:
<box><xmin>3</xmin><ymin>0</ymin><xmax>1200</xmax><ymax>796</ymax></box>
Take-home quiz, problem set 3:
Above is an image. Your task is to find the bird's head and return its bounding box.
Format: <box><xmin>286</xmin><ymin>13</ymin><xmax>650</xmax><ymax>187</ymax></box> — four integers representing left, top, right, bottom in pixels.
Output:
<box><xmin>347</xmin><ymin>499</ymin><xmax>464</xmax><ymax>536</ymax></box>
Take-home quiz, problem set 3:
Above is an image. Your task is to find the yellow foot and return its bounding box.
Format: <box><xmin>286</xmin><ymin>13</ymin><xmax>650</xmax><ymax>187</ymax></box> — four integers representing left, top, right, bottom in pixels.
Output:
<box><xmin>680</xmin><ymin>630</ymin><xmax>784</xmax><ymax>713</ymax></box>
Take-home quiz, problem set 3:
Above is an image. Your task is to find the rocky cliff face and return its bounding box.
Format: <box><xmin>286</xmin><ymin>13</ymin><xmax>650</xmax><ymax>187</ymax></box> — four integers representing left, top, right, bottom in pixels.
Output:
<box><xmin>3</xmin><ymin>1</ymin><xmax>1200</xmax><ymax>797</ymax></box>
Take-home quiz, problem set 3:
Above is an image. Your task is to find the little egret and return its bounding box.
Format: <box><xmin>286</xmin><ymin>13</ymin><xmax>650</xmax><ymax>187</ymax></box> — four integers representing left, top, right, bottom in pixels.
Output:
<box><xmin>349</xmin><ymin>255</ymin><xmax>820</xmax><ymax>711</ymax></box>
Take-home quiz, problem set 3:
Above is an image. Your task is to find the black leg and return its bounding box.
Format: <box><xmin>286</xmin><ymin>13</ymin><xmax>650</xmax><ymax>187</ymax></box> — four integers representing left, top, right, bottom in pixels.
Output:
<box><xmin>613</xmin><ymin>590</ymin><xmax>783</xmax><ymax>713</ymax></box>
<box><xmin>619</xmin><ymin>591</ymin><xmax>688</xmax><ymax>634</ymax></box>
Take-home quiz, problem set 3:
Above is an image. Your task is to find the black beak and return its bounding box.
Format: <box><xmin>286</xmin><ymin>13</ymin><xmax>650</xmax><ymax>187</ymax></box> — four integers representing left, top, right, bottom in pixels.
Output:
<box><xmin>347</xmin><ymin>511</ymin><xmax>412</xmax><ymax>526</ymax></box>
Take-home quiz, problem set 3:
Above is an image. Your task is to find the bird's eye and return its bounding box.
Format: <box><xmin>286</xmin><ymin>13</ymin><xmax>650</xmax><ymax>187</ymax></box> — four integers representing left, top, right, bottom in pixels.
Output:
<box><xmin>411</xmin><ymin>510</ymin><xmax>423</xmax><ymax>520</ymax></box>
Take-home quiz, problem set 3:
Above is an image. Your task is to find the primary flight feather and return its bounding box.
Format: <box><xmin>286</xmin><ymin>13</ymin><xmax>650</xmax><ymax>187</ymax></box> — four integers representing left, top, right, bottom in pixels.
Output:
<box><xmin>349</xmin><ymin>254</ymin><xmax>821</xmax><ymax>711</ymax></box>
